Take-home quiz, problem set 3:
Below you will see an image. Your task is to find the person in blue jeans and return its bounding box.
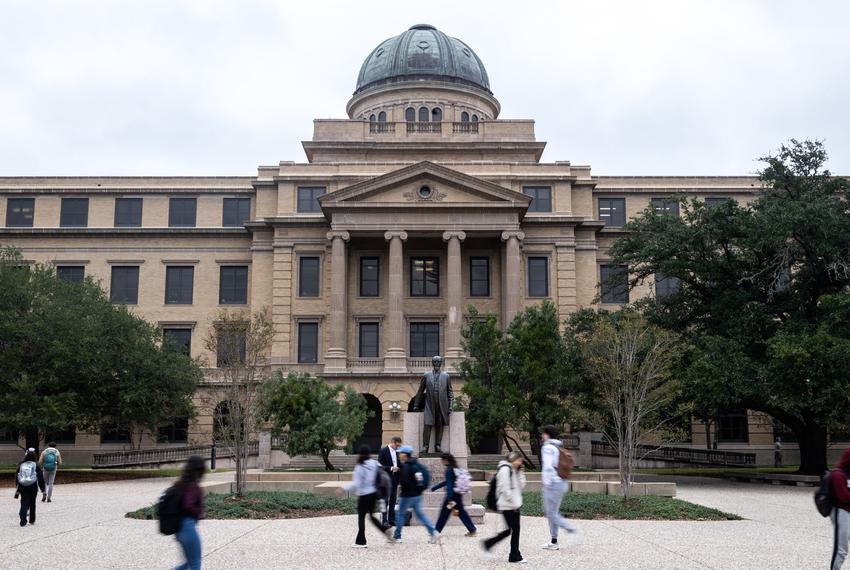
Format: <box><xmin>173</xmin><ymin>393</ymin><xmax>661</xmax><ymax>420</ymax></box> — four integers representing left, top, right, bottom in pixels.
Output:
<box><xmin>393</xmin><ymin>445</ymin><xmax>439</xmax><ymax>544</ymax></box>
<box><xmin>173</xmin><ymin>455</ymin><xmax>205</xmax><ymax>570</ymax></box>
<box><xmin>431</xmin><ymin>453</ymin><xmax>477</xmax><ymax>536</ymax></box>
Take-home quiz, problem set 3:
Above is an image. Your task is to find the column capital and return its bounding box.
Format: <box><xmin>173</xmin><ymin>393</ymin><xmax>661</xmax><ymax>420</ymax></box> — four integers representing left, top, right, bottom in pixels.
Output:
<box><xmin>501</xmin><ymin>230</ymin><xmax>525</xmax><ymax>242</ymax></box>
<box><xmin>442</xmin><ymin>230</ymin><xmax>466</xmax><ymax>243</ymax></box>
<box><xmin>326</xmin><ymin>230</ymin><xmax>350</xmax><ymax>242</ymax></box>
<box><xmin>384</xmin><ymin>230</ymin><xmax>408</xmax><ymax>242</ymax></box>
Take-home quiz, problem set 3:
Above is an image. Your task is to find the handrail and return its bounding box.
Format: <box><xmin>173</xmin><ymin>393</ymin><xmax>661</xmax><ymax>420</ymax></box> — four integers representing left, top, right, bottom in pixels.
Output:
<box><xmin>591</xmin><ymin>441</ymin><xmax>756</xmax><ymax>466</ymax></box>
<box><xmin>92</xmin><ymin>442</ymin><xmax>259</xmax><ymax>468</ymax></box>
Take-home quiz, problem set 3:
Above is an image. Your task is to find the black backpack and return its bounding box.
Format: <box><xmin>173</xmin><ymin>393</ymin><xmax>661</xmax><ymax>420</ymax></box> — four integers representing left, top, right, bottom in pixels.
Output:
<box><xmin>157</xmin><ymin>485</ymin><xmax>184</xmax><ymax>535</ymax></box>
<box><xmin>815</xmin><ymin>470</ymin><xmax>835</xmax><ymax>517</ymax></box>
<box><xmin>486</xmin><ymin>464</ymin><xmax>511</xmax><ymax>511</ymax></box>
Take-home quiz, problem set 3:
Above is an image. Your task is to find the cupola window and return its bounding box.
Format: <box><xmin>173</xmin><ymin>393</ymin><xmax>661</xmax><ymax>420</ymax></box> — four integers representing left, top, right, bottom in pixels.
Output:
<box><xmin>461</xmin><ymin>111</ymin><xmax>469</xmax><ymax>123</ymax></box>
<box><xmin>471</xmin><ymin>114</ymin><xmax>479</xmax><ymax>123</ymax></box>
<box><xmin>418</xmin><ymin>106</ymin><xmax>429</xmax><ymax>122</ymax></box>
<box><xmin>378</xmin><ymin>111</ymin><xmax>387</xmax><ymax>123</ymax></box>
<box><xmin>369</xmin><ymin>114</ymin><xmax>376</xmax><ymax>123</ymax></box>
<box><xmin>405</xmin><ymin>107</ymin><xmax>416</xmax><ymax>122</ymax></box>
<box><xmin>431</xmin><ymin>108</ymin><xmax>442</xmax><ymax>122</ymax></box>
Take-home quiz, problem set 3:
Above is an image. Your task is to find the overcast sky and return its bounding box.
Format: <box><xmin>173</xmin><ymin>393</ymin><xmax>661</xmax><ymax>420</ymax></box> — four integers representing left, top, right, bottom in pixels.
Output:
<box><xmin>1</xmin><ymin>0</ymin><xmax>848</xmax><ymax>177</ymax></box>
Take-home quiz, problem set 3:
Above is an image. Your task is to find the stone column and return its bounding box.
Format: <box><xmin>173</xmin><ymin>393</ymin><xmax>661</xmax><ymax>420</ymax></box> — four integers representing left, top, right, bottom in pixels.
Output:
<box><xmin>501</xmin><ymin>230</ymin><xmax>524</xmax><ymax>328</ymax></box>
<box><xmin>442</xmin><ymin>230</ymin><xmax>466</xmax><ymax>365</ymax></box>
<box><xmin>323</xmin><ymin>230</ymin><xmax>350</xmax><ymax>372</ymax></box>
<box><xmin>383</xmin><ymin>230</ymin><xmax>408</xmax><ymax>372</ymax></box>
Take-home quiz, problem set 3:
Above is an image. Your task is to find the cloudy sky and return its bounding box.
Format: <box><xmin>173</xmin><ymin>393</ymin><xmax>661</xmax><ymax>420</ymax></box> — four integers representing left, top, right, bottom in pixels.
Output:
<box><xmin>1</xmin><ymin>0</ymin><xmax>848</xmax><ymax>176</ymax></box>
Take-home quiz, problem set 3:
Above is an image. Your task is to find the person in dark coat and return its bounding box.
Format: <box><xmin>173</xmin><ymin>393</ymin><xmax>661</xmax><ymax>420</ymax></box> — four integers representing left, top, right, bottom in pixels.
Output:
<box><xmin>431</xmin><ymin>452</ymin><xmax>477</xmax><ymax>536</ymax></box>
<box><xmin>173</xmin><ymin>455</ymin><xmax>205</xmax><ymax>570</ymax></box>
<box><xmin>378</xmin><ymin>436</ymin><xmax>402</xmax><ymax>526</ymax></box>
<box><xmin>14</xmin><ymin>448</ymin><xmax>46</xmax><ymax>526</ymax></box>
<box><xmin>413</xmin><ymin>355</ymin><xmax>454</xmax><ymax>454</ymax></box>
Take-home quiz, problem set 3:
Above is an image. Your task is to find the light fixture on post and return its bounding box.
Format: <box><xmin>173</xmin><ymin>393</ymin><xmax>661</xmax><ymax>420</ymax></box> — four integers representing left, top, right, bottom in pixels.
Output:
<box><xmin>388</xmin><ymin>401</ymin><xmax>402</xmax><ymax>420</ymax></box>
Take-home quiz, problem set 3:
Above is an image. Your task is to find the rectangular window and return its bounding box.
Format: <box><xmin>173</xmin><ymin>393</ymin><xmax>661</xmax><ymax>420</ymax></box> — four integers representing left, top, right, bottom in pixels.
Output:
<box><xmin>705</xmin><ymin>197</ymin><xmax>732</xmax><ymax>208</ymax></box>
<box><xmin>527</xmin><ymin>256</ymin><xmax>549</xmax><ymax>297</ymax></box>
<box><xmin>297</xmin><ymin>186</ymin><xmax>326</xmax><ymax>213</ymax></box>
<box><xmin>409</xmin><ymin>323</ymin><xmax>440</xmax><ymax>358</ymax></box>
<box><xmin>114</xmin><ymin>197</ymin><xmax>143</xmax><ymax>227</ymax></box>
<box><xmin>158</xmin><ymin>418</ymin><xmax>189</xmax><ymax>444</ymax></box>
<box><xmin>44</xmin><ymin>426</ymin><xmax>75</xmax><ymax>445</ymax></box>
<box><xmin>6</xmin><ymin>198</ymin><xmax>34</xmax><ymax>227</ymax></box>
<box><xmin>410</xmin><ymin>257</ymin><xmax>439</xmax><ymax>297</ymax></box>
<box><xmin>222</xmin><ymin>197</ymin><xmax>251</xmax><ymax>227</ymax></box>
<box><xmin>717</xmin><ymin>410</ymin><xmax>749</xmax><ymax>443</ymax></box>
<box><xmin>165</xmin><ymin>266</ymin><xmax>194</xmax><ymax>304</ymax></box>
<box><xmin>163</xmin><ymin>328</ymin><xmax>192</xmax><ymax>356</ymax></box>
<box><xmin>101</xmin><ymin>425</ymin><xmax>131</xmax><ymax>444</ymax></box>
<box><xmin>60</xmin><ymin>198</ymin><xmax>89</xmax><ymax>227</ymax></box>
<box><xmin>651</xmin><ymin>197</ymin><xmax>679</xmax><ymax>217</ymax></box>
<box><xmin>56</xmin><ymin>266</ymin><xmax>85</xmax><ymax>283</ymax></box>
<box><xmin>298</xmin><ymin>257</ymin><xmax>320</xmax><ymax>297</ymax></box>
<box><xmin>469</xmin><ymin>257</ymin><xmax>490</xmax><ymax>297</ymax></box>
<box><xmin>600</xmin><ymin>264</ymin><xmax>628</xmax><ymax>304</ymax></box>
<box><xmin>359</xmin><ymin>257</ymin><xmax>380</xmax><ymax>297</ymax></box>
<box><xmin>298</xmin><ymin>322</ymin><xmax>319</xmax><ymax>363</ymax></box>
<box><xmin>219</xmin><ymin>266</ymin><xmax>248</xmax><ymax>304</ymax></box>
<box><xmin>110</xmin><ymin>266</ymin><xmax>139</xmax><ymax>304</ymax></box>
<box><xmin>168</xmin><ymin>197</ymin><xmax>197</xmax><ymax>227</ymax></box>
<box><xmin>0</xmin><ymin>429</ymin><xmax>17</xmax><ymax>443</ymax></box>
<box><xmin>598</xmin><ymin>197</ymin><xmax>626</xmax><ymax>227</ymax></box>
<box><xmin>523</xmin><ymin>186</ymin><xmax>552</xmax><ymax>213</ymax></box>
<box><xmin>216</xmin><ymin>329</ymin><xmax>246</xmax><ymax>367</ymax></box>
<box><xmin>359</xmin><ymin>322</ymin><xmax>379</xmax><ymax>358</ymax></box>
<box><xmin>655</xmin><ymin>272</ymin><xmax>681</xmax><ymax>298</ymax></box>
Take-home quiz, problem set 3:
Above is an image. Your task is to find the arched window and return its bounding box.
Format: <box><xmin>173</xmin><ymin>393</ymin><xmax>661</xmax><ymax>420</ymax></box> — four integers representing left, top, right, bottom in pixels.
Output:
<box><xmin>461</xmin><ymin>111</ymin><xmax>469</xmax><ymax>123</ymax></box>
<box><xmin>405</xmin><ymin>107</ymin><xmax>415</xmax><ymax>122</ymax></box>
<box><xmin>369</xmin><ymin>114</ymin><xmax>376</xmax><ymax>123</ymax></box>
<box><xmin>431</xmin><ymin>107</ymin><xmax>442</xmax><ymax>122</ymax></box>
<box><xmin>471</xmin><ymin>114</ymin><xmax>479</xmax><ymax>123</ymax></box>
<box><xmin>378</xmin><ymin>111</ymin><xmax>386</xmax><ymax>123</ymax></box>
<box><xmin>418</xmin><ymin>106</ymin><xmax>429</xmax><ymax>122</ymax></box>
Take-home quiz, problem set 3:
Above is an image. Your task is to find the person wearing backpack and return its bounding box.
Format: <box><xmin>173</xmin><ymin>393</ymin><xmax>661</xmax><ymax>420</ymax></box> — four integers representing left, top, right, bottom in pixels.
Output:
<box><xmin>829</xmin><ymin>448</ymin><xmax>850</xmax><ymax>569</ymax></box>
<box><xmin>431</xmin><ymin>452</ymin><xmax>477</xmax><ymax>536</ymax></box>
<box><xmin>169</xmin><ymin>455</ymin><xmax>205</xmax><ymax>570</ymax></box>
<box><xmin>392</xmin><ymin>445</ymin><xmax>439</xmax><ymax>544</ymax></box>
<box><xmin>337</xmin><ymin>445</ymin><xmax>393</xmax><ymax>547</ymax></box>
<box><xmin>39</xmin><ymin>441</ymin><xmax>62</xmax><ymax>503</ymax></box>
<box><xmin>482</xmin><ymin>450</ymin><xmax>527</xmax><ymax>564</ymax></box>
<box><xmin>14</xmin><ymin>448</ymin><xmax>45</xmax><ymax>526</ymax></box>
<box><xmin>540</xmin><ymin>425</ymin><xmax>580</xmax><ymax>551</ymax></box>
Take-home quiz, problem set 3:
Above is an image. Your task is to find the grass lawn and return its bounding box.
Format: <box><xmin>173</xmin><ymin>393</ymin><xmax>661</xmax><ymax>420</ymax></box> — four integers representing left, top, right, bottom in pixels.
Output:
<box><xmin>637</xmin><ymin>466</ymin><xmax>800</xmax><ymax>477</ymax></box>
<box><xmin>522</xmin><ymin>491</ymin><xmax>741</xmax><ymax>521</ymax></box>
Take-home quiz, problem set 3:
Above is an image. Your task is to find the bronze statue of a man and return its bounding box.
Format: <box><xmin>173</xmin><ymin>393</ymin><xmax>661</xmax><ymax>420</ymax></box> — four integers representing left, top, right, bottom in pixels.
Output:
<box><xmin>413</xmin><ymin>355</ymin><xmax>453</xmax><ymax>454</ymax></box>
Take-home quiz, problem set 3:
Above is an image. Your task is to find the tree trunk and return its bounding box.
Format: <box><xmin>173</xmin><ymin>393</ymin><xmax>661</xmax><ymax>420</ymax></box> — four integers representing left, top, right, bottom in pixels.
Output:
<box><xmin>798</xmin><ymin>422</ymin><xmax>829</xmax><ymax>475</ymax></box>
<box><xmin>25</xmin><ymin>428</ymin><xmax>39</xmax><ymax>455</ymax></box>
<box><xmin>321</xmin><ymin>447</ymin><xmax>335</xmax><ymax>471</ymax></box>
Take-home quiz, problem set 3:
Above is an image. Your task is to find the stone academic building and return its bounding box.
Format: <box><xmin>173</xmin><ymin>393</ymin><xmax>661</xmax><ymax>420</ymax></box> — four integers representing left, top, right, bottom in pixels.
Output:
<box><xmin>0</xmin><ymin>25</ymin><xmax>787</xmax><ymax>462</ymax></box>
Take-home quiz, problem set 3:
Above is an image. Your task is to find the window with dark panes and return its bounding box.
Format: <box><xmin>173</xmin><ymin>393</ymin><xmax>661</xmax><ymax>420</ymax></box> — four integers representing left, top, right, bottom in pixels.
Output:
<box><xmin>527</xmin><ymin>257</ymin><xmax>549</xmax><ymax>297</ymax></box>
<box><xmin>44</xmin><ymin>426</ymin><xmax>75</xmax><ymax>445</ymax></box>
<box><xmin>219</xmin><ymin>266</ymin><xmax>248</xmax><ymax>304</ymax></box>
<box><xmin>360</xmin><ymin>257</ymin><xmax>380</xmax><ymax>297</ymax></box>
<box><xmin>163</xmin><ymin>328</ymin><xmax>192</xmax><ymax>356</ymax></box>
<box><xmin>56</xmin><ymin>266</ymin><xmax>85</xmax><ymax>283</ymax></box>
<box><xmin>432</xmin><ymin>108</ymin><xmax>442</xmax><ymax>122</ymax></box>
<box><xmin>101</xmin><ymin>425</ymin><xmax>131</xmax><ymax>444</ymax></box>
<box><xmin>297</xmin><ymin>187</ymin><xmax>326</xmax><ymax>213</ymax></box>
<box><xmin>461</xmin><ymin>111</ymin><xmax>469</xmax><ymax>123</ymax></box>
<box><xmin>409</xmin><ymin>323</ymin><xmax>440</xmax><ymax>358</ymax></box>
<box><xmin>705</xmin><ymin>197</ymin><xmax>732</xmax><ymax>208</ymax></box>
<box><xmin>0</xmin><ymin>429</ymin><xmax>17</xmax><ymax>443</ymax></box>
<box><xmin>110</xmin><ymin>266</ymin><xmax>139</xmax><ymax>304</ymax></box>
<box><xmin>405</xmin><ymin>107</ymin><xmax>415</xmax><ymax>122</ymax></box>
<box><xmin>298</xmin><ymin>322</ymin><xmax>319</xmax><ymax>363</ymax></box>
<box><xmin>158</xmin><ymin>417</ymin><xmax>188</xmax><ymax>443</ymax></box>
<box><xmin>418</xmin><ymin>106</ymin><xmax>429</xmax><ymax>122</ymax></box>
<box><xmin>410</xmin><ymin>257</ymin><xmax>439</xmax><ymax>297</ymax></box>
<box><xmin>717</xmin><ymin>410</ymin><xmax>749</xmax><ymax>443</ymax></box>
<box><xmin>299</xmin><ymin>257</ymin><xmax>320</xmax><ymax>297</ymax></box>
<box><xmin>655</xmin><ymin>272</ymin><xmax>681</xmax><ymax>298</ymax></box>
<box><xmin>222</xmin><ymin>197</ymin><xmax>251</xmax><ymax>227</ymax></box>
<box><xmin>114</xmin><ymin>197</ymin><xmax>142</xmax><ymax>227</ymax></box>
<box><xmin>168</xmin><ymin>197</ymin><xmax>197</xmax><ymax>227</ymax></box>
<box><xmin>216</xmin><ymin>329</ymin><xmax>246</xmax><ymax>367</ymax></box>
<box><xmin>600</xmin><ymin>264</ymin><xmax>628</xmax><ymax>304</ymax></box>
<box><xmin>469</xmin><ymin>257</ymin><xmax>490</xmax><ymax>296</ymax></box>
<box><xmin>651</xmin><ymin>197</ymin><xmax>679</xmax><ymax>217</ymax></box>
<box><xmin>165</xmin><ymin>266</ymin><xmax>194</xmax><ymax>304</ymax></box>
<box><xmin>60</xmin><ymin>198</ymin><xmax>89</xmax><ymax>227</ymax></box>
<box><xmin>598</xmin><ymin>198</ymin><xmax>626</xmax><ymax>227</ymax></box>
<box><xmin>378</xmin><ymin>111</ymin><xmax>386</xmax><ymax>123</ymax></box>
<box><xmin>6</xmin><ymin>198</ymin><xmax>34</xmax><ymax>227</ymax></box>
<box><xmin>359</xmin><ymin>322</ymin><xmax>379</xmax><ymax>358</ymax></box>
<box><xmin>523</xmin><ymin>186</ymin><xmax>552</xmax><ymax>212</ymax></box>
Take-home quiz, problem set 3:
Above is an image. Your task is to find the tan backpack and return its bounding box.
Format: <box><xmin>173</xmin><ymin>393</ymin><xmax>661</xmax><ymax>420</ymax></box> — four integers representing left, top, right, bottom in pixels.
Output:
<box><xmin>555</xmin><ymin>446</ymin><xmax>574</xmax><ymax>479</ymax></box>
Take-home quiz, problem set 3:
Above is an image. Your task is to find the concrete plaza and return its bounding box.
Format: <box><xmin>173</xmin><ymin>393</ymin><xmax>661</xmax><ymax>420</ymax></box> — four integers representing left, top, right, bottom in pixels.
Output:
<box><xmin>0</xmin><ymin>472</ymin><xmax>832</xmax><ymax>569</ymax></box>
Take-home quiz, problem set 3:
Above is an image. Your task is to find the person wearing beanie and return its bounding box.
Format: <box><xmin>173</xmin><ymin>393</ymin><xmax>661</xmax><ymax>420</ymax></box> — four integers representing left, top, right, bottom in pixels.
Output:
<box><xmin>337</xmin><ymin>445</ymin><xmax>393</xmax><ymax>547</ymax></box>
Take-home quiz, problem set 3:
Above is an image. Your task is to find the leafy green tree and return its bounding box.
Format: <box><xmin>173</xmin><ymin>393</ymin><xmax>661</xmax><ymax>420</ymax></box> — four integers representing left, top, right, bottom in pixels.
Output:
<box><xmin>609</xmin><ymin>140</ymin><xmax>850</xmax><ymax>473</ymax></box>
<box><xmin>0</xmin><ymin>246</ymin><xmax>200</xmax><ymax>452</ymax></box>
<box><xmin>262</xmin><ymin>372</ymin><xmax>369</xmax><ymax>471</ymax></box>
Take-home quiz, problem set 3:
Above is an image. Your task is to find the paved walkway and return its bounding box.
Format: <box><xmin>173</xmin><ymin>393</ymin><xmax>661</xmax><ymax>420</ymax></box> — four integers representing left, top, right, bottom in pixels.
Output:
<box><xmin>0</xmin><ymin>473</ymin><xmax>832</xmax><ymax>569</ymax></box>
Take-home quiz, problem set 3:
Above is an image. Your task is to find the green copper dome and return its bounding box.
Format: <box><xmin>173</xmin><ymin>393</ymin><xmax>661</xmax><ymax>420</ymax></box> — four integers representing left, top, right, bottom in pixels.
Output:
<box><xmin>355</xmin><ymin>24</ymin><xmax>491</xmax><ymax>95</ymax></box>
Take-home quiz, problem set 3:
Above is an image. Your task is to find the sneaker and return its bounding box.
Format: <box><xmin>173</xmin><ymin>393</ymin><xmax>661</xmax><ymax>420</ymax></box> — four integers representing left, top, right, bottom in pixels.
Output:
<box><xmin>47</xmin><ymin>498</ymin><xmax>51</xmax><ymax>503</ymax></box>
<box><xmin>429</xmin><ymin>532</ymin><xmax>441</xmax><ymax>544</ymax></box>
<box><xmin>351</xmin><ymin>544</ymin><xmax>367</xmax><ymax>549</ymax></box>
<box><xmin>384</xmin><ymin>527</ymin><xmax>395</xmax><ymax>543</ymax></box>
<box><xmin>41</xmin><ymin>494</ymin><xmax>46</xmax><ymax>503</ymax></box>
<box><xmin>510</xmin><ymin>559</ymin><xmax>528</xmax><ymax>564</ymax></box>
<box><xmin>19</xmin><ymin>520</ymin><xmax>26</xmax><ymax>527</ymax></box>
<box><xmin>465</xmin><ymin>530</ymin><xmax>477</xmax><ymax>537</ymax></box>
<box><xmin>543</xmin><ymin>542</ymin><xmax>560</xmax><ymax>550</ymax></box>
<box><xmin>392</xmin><ymin>538</ymin><xmax>404</xmax><ymax>544</ymax></box>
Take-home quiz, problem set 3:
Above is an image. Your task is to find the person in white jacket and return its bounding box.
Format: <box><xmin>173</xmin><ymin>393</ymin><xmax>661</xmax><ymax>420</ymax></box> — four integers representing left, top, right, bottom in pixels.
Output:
<box><xmin>540</xmin><ymin>425</ymin><xmax>580</xmax><ymax>551</ymax></box>
<box><xmin>337</xmin><ymin>445</ymin><xmax>393</xmax><ymax>548</ymax></box>
<box><xmin>482</xmin><ymin>451</ymin><xmax>527</xmax><ymax>564</ymax></box>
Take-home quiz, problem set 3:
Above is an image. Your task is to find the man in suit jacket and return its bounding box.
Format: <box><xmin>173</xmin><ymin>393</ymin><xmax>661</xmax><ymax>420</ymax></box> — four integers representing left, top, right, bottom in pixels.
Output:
<box><xmin>414</xmin><ymin>355</ymin><xmax>454</xmax><ymax>454</ymax></box>
<box><xmin>378</xmin><ymin>435</ymin><xmax>403</xmax><ymax>526</ymax></box>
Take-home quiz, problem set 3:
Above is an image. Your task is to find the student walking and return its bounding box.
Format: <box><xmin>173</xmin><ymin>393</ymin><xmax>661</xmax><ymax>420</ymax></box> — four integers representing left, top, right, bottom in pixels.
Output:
<box><xmin>14</xmin><ymin>448</ymin><xmax>45</xmax><ymax>526</ymax></box>
<box><xmin>831</xmin><ymin>448</ymin><xmax>850</xmax><ymax>569</ymax></box>
<box><xmin>392</xmin><ymin>445</ymin><xmax>439</xmax><ymax>544</ymax></box>
<box><xmin>337</xmin><ymin>445</ymin><xmax>393</xmax><ymax>547</ymax></box>
<box><xmin>482</xmin><ymin>451</ymin><xmax>527</xmax><ymax>563</ymax></box>
<box><xmin>540</xmin><ymin>425</ymin><xmax>580</xmax><ymax>550</ymax></box>
<box><xmin>39</xmin><ymin>441</ymin><xmax>62</xmax><ymax>503</ymax></box>
<box><xmin>431</xmin><ymin>452</ymin><xmax>477</xmax><ymax>536</ymax></box>
<box><xmin>378</xmin><ymin>436</ymin><xmax>402</xmax><ymax>527</ymax></box>
<box><xmin>173</xmin><ymin>455</ymin><xmax>206</xmax><ymax>570</ymax></box>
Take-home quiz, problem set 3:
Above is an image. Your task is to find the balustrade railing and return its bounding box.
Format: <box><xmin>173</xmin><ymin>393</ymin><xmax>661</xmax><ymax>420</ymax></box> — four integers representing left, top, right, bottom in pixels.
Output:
<box><xmin>406</xmin><ymin>357</ymin><xmax>433</xmax><ymax>370</ymax></box>
<box><xmin>346</xmin><ymin>357</ymin><xmax>384</xmax><ymax>371</ymax></box>
<box><xmin>452</xmin><ymin>122</ymin><xmax>479</xmax><ymax>134</ymax></box>
<box><xmin>406</xmin><ymin>121</ymin><xmax>442</xmax><ymax>134</ymax></box>
<box><xmin>590</xmin><ymin>441</ymin><xmax>756</xmax><ymax>466</ymax></box>
<box><xmin>369</xmin><ymin>122</ymin><xmax>395</xmax><ymax>134</ymax></box>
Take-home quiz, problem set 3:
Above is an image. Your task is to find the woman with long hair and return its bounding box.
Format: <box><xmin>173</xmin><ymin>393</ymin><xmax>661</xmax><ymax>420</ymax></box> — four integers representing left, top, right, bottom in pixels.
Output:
<box><xmin>337</xmin><ymin>444</ymin><xmax>392</xmax><ymax>547</ymax></box>
<box><xmin>431</xmin><ymin>452</ymin><xmax>477</xmax><ymax>536</ymax></box>
<box><xmin>173</xmin><ymin>455</ymin><xmax>206</xmax><ymax>570</ymax></box>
